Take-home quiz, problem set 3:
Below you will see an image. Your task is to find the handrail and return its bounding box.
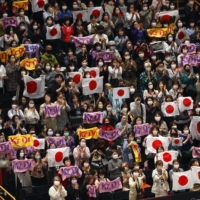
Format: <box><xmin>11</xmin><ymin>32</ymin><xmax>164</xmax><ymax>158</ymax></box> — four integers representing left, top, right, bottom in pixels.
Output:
<box><xmin>0</xmin><ymin>196</ymin><xmax>5</xmax><ymax>200</ymax></box>
<box><xmin>194</xmin><ymin>0</ymin><xmax>200</xmax><ymax>6</ymax></box>
<box><xmin>176</xmin><ymin>0</ymin><xmax>179</xmax><ymax>10</ymax></box>
<box><xmin>0</xmin><ymin>186</ymin><xmax>16</xmax><ymax>200</ymax></box>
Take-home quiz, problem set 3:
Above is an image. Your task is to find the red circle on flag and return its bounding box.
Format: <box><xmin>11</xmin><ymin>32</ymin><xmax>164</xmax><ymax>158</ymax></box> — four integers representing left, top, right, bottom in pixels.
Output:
<box><xmin>152</xmin><ymin>140</ymin><xmax>162</xmax><ymax>150</ymax></box>
<box><xmin>183</xmin><ymin>98</ymin><xmax>191</xmax><ymax>107</ymax></box>
<box><xmin>174</xmin><ymin>139</ymin><xmax>179</xmax><ymax>144</ymax></box>
<box><xmin>117</xmin><ymin>89</ymin><xmax>124</xmax><ymax>97</ymax></box>
<box><xmin>55</xmin><ymin>152</ymin><xmax>63</xmax><ymax>162</ymax></box>
<box><xmin>178</xmin><ymin>175</ymin><xmax>188</xmax><ymax>186</ymax></box>
<box><xmin>77</xmin><ymin>13</ymin><xmax>83</xmax><ymax>18</ymax></box>
<box><xmin>198</xmin><ymin>171</ymin><xmax>200</xmax><ymax>180</ymax></box>
<box><xmin>178</xmin><ymin>32</ymin><xmax>185</xmax><ymax>40</ymax></box>
<box><xmin>197</xmin><ymin>122</ymin><xmax>200</xmax><ymax>134</ymax></box>
<box><xmin>89</xmin><ymin>80</ymin><xmax>97</xmax><ymax>90</ymax></box>
<box><xmin>26</xmin><ymin>81</ymin><xmax>37</xmax><ymax>94</ymax></box>
<box><xmin>166</xmin><ymin>105</ymin><xmax>174</xmax><ymax>114</ymax></box>
<box><xmin>34</xmin><ymin>140</ymin><xmax>39</xmax><ymax>147</ymax></box>
<box><xmin>50</xmin><ymin>28</ymin><xmax>57</xmax><ymax>36</ymax></box>
<box><xmin>73</xmin><ymin>74</ymin><xmax>81</xmax><ymax>84</ymax></box>
<box><xmin>90</xmin><ymin>70</ymin><xmax>96</xmax><ymax>78</ymax></box>
<box><xmin>92</xmin><ymin>10</ymin><xmax>100</xmax><ymax>18</ymax></box>
<box><xmin>37</xmin><ymin>0</ymin><xmax>45</xmax><ymax>8</ymax></box>
<box><xmin>163</xmin><ymin>152</ymin><xmax>172</xmax><ymax>163</ymax></box>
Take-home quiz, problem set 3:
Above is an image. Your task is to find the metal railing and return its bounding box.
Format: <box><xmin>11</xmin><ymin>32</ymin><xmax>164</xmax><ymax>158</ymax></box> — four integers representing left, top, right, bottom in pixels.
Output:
<box><xmin>195</xmin><ymin>0</ymin><xmax>200</xmax><ymax>6</ymax></box>
<box><xmin>0</xmin><ymin>186</ymin><xmax>16</xmax><ymax>200</ymax></box>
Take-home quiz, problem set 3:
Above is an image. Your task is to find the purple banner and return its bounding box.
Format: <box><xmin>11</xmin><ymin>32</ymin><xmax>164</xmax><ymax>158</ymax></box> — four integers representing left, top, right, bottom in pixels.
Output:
<box><xmin>9</xmin><ymin>146</ymin><xmax>34</xmax><ymax>160</ymax></box>
<box><xmin>88</xmin><ymin>185</ymin><xmax>96</xmax><ymax>198</ymax></box>
<box><xmin>192</xmin><ymin>147</ymin><xmax>200</xmax><ymax>158</ymax></box>
<box><xmin>44</xmin><ymin>105</ymin><xmax>60</xmax><ymax>118</ymax></box>
<box><xmin>134</xmin><ymin>123</ymin><xmax>151</xmax><ymax>138</ymax></box>
<box><xmin>95</xmin><ymin>52</ymin><xmax>115</xmax><ymax>63</ymax></box>
<box><xmin>99</xmin><ymin>177</ymin><xmax>122</xmax><ymax>193</ymax></box>
<box><xmin>179</xmin><ymin>43</ymin><xmax>196</xmax><ymax>55</ymax></box>
<box><xmin>181</xmin><ymin>54</ymin><xmax>200</xmax><ymax>66</ymax></box>
<box><xmin>24</xmin><ymin>44</ymin><xmax>39</xmax><ymax>59</ymax></box>
<box><xmin>83</xmin><ymin>112</ymin><xmax>103</xmax><ymax>124</ymax></box>
<box><xmin>0</xmin><ymin>142</ymin><xmax>13</xmax><ymax>154</ymax></box>
<box><xmin>73</xmin><ymin>34</ymin><xmax>95</xmax><ymax>47</ymax></box>
<box><xmin>12</xmin><ymin>159</ymin><xmax>35</xmax><ymax>172</ymax></box>
<box><xmin>2</xmin><ymin>17</ymin><xmax>18</xmax><ymax>29</ymax></box>
<box><xmin>99</xmin><ymin>129</ymin><xmax>121</xmax><ymax>141</ymax></box>
<box><xmin>46</xmin><ymin>136</ymin><xmax>66</xmax><ymax>148</ymax></box>
<box><xmin>58</xmin><ymin>166</ymin><xmax>82</xmax><ymax>181</ymax></box>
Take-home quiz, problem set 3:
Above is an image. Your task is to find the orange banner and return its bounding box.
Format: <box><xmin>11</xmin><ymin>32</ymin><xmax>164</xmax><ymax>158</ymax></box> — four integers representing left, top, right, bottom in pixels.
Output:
<box><xmin>20</xmin><ymin>58</ymin><xmax>38</xmax><ymax>70</ymax></box>
<box><xmin>0</xmin><ymin>51</ymin><xmax>8</xmax><ymax>63</ymax></box>
<box><xmin>7</xmin><ymin>45</ymin><xmax>25</xmax><ymax>58</ymax></box>
<box><xmin>12</xmin><ymin>0</ymin><xmax>29</xmax><ymax>13</ymax></box>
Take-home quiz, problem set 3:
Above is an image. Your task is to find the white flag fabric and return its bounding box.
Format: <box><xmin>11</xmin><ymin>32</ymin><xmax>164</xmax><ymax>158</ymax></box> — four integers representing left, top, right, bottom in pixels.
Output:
<box><xmin>120</xmin><ymin>7</ymin><xmax>127</xmax><ymax>16</ymax></box>
<box><xmin>31</xmin><ymin>0</ymin><xmax>47</xmax><ymax>13</ymax></box>
<box><xmin>46</xmin><ymin>24</ymin><xmax>61</xmax><ymax>40</ymax></box>
<box><xmin>176</xmin><ymin>28</ymin><xmax>189</xmax><ymax>45</ymax></box>
<box><xmin>82</xmin><ymin>77</ymin><xmax>103</xmax><ymax>95</ymax></box>
<box><xmin>33</xmin><ymin>138</ymin><xmax>45</xmax><ymax>149</ymax></box>
<box><xmin>189</xmin><ymin>116</ymin><xmax>200</xmax><ymax>140</ymax></box>
<box><xmin>155</xmin><ymin>10</ymin><xmax>179</xmax><ymax>23</ymax></box>
<box><xmin>162</xmin><ymin>102</ymin><xmax>179</xmax><ymax>117</ymax></box>
<box><xmin>172</xmin><ymin>138</ymin><xmax>183</xmax><ymax>147</ymax></box>
<box><xmin>105</xmin><ymin>4</ymin><xmax>114</xmax><ymax>18</ymax></box>
<box><xmin>73</xmin><ymin>10</ymin><xmax>88</xmax><ymax>22</ymax></box>
<box><xmin>69</xmin><ymin>72</ymin><xmax>82</xmax><ymax>86</ymax></box>
<box><xmin>191</xmin><ymin>166</ymin><xmax>200</xmax><ymax>184</ymax></box>
<box><xmin>157</xmin><ymin>150</ymin><xmax>178</xmax><ymax>165</ymax></box>
<box><xmin>87</xmin><ymin>67</ymin><xmax>99</xmax><ymax>78</ymax></box>
<box><xmin>178</xmin><ymin>97</ymin><xmax>193</xmax><ymax>112</ymax></box>
<box><xmin>48</xmin><ymin>147</ymin><xmax>70</xmax><ymax>167</ymax></box>
<box><xmin>113</xmin><ymin>87</ymin><xmax>130</xmax><ymax>99</ymax></box>
<box><xmin>87</xmin><ymin>7</ymin><xmax>104</xmax><ymax>22</ymax></box>
<box><xmin>23</xmin><ymin>75</ymin><xmax>45</xmax><ymax>99</ymax></box>
<box><xmin>172</xmin><ymin>170</ymin><xmax>193</xmax><ymax>190</ymax></box>
<box><xmin>146</xmin><ymin>137</ymin><xmax>169</xmax><ymax>154</ymax></box>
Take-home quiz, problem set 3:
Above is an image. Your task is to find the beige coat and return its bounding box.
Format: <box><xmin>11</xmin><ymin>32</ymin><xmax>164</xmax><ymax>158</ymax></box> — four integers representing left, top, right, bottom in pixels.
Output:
<box><xmin>129</xmin><ymin>177</ymin><xmax>143</xmax><ymax>200</ymax></box>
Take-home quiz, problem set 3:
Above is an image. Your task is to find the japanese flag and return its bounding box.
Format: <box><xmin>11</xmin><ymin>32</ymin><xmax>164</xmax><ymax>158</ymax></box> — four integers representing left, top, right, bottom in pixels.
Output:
<box><xmin>146</xmin><ymin>137</ymin><xmax>169</xmax><ymax>154</ymax></box>
<box><xmin>178</xmin><ymin>97</ymin><xmax>193</xmax><ymax>112</ymax></box>
<box><xmin>172</xmin><ymin>170</ymin><xmax>193</xmax><ymax>190</ymax></box>
<box><xmin>162</xmin><ymin>102</ymin><xmax>179</xmax><ymax>117</ymax></box>
<box><xmin>48</xmin><ymin>147</ymin><xmax>70</xmax><ymax>167</ymax></box>
<box><xmin>31</xmin><ymin>0</ymin><xmax>47</xmax><ymax>13</ymax></box>
<box><xmin>46</xmin><ymin>24</ymin><xmax>61</xmax><ymax>40</ymax></box>
<box><xmin>176</xmin><ymin>28</ymin><xmax>188</xmax><ymax>44</ymax></box>
<box><xmin>69</xmin><ymin>72</ymin><xmax>82</xmax><ymax>86</ymax></box>
<box><xmin>23</xmin><ymin>75</ymin><xmax>45</xmax><ymax>99</ymax></box>
<box><xmin>113</xmin><ymin>87</ymin><xmax>130</xmax><ymax>99</ymax></box>
<box><xmin>87</xmin><ymin>67</ymin><xmax>99</xmax><ymax>78</ymax></box>
<box><xmin>87</xmin><ymin>7</ymin><xmax>104</xmax><ymax>22</ymax></box>
<box><xmin>73</xmin><ymin>10</ymin><xmax>88</xmax><ymax>22</ymax></box>
<box><xmin>82</xmin><ymin>77</ymin><xmax>103</xmax><ymax>95</ymax></box>
<box><xmin>172</xmin><ymin>138</ymin><xmax>183</xmax><ymax>147</ymax></box>
<box><xmin>157</xmin><ymin>150</ymin><xmax>178</xmax><ymax>165</ymax></box>
<box><xmin>192</xmin><ymin>166</ymin><xmax>200</xmax><ymax>184</ymax></box>
<box><xmin>189</xmin><ymin>116</ymin><xmax>200</xmax><ymax>140</ymax></box>
<box><xmin>33</xmin><ymin>138</ymin><xmax>45</xmax><ymax>150</ymax></box>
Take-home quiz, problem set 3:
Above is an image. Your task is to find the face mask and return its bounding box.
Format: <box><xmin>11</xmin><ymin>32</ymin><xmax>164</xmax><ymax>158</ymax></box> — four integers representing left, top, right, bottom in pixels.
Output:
<box><xmin>47</xmin><ymin>20</ymin><xmax>52</xmax><ymax>25</ymax></box>
<box><xmin>183</xmin><ymin>49</ymin><xmax>188</xmax><ymax>54</ymax></box>
<box><xmin>15</xmin><ymin>119</ymin><xmax>19</xmax><ymax>123</ymax></box>
<box><xmin>123</xmin><ymin>108</ymin><xmax>128</xmax><ymax>112</ymax></box>
<box><xmin>3</xmin><ymin>13</ymin><xmax>8</xmax><ymax>18</ymax></box>
<box><xmin>21</xmin><ymin>71</ymin><xmax>26</xmax><ymax>75</ymax></box>
<box><xmin>136</xmin><ymin>99</ymin><xmax>141</xmax><ymax>104</ymax></box>
<box><xmin>158</xmin><ymin>68</ymin><xmax>163</xmax><ymax>71</ymax></box>
<box><xmin>130</xmin><ymin>8</ymin><xmax>134</xmax><ymax>12</ymax></box>
<box><xmin>125</xmin><ymin>56</ymin><xmax>130</xmax><ymax>60</ymax></box>
<box><xmin>54</xmin><ymin>181</ymin><xmax>60</xmax><ymax>186</ymax></box>
<box><xmin>136</xmin><ymin>120</ymin><xmax>142</xmax><ymax>124</ymax></box>
<box><xmin>80</xmin><ymin>142</ymin><xmax>86</xmax><ymax>147</ymax></box>
<box><xmin>171</xmin><ymin>64</ymin><xmax>176</xmax><ymax>69</ymax></box>
<box><xmin>72</xmin><ymin>180</ymin><xmax>77</xmax><ymax>184</ymax></box>
<box><xmin>152</xmin><ymin>22</ymin><xmax>156</xmax><ymax>27</ymax></box>
<box><xmin>173</xmin><ymin>85</ymin><xmax>178</xmax><ymax>89</ymax></box>
<box><xmin>168</xmin><ymin>37</ymin><xmax>173</xmax><ymax>42</ymax></box>
<box><xmin>170</xmin><ymin>5</ymin><xmax>175</xmax><ymax>9</ymax></box>
<box><xmin>96</xmin><ymin>46</ymin><xmax>101</xmax><ymax>51</ymax></box>
<box><xmin>49</xmin><ymin>7</ymin><xmax>53</xmax><ymax>12</ymax></box>
<box><xmin>33</xmin><ymin>25</ymin><xmax>38</xmax><ymax>29</ymax></box>
<box><xmin>174</xmin><ymin>164</ymin><xmax>179</xmax><ymax>169</ymax></box>
<box><xmin>20</xmin><ymin>12</ymin><xmax>24</xmax><ymax>15</ymax></box>
<box><xmin>0</xmin><ymin>120</ymin><xmax>2</xmax><ymax>124</ymax></box>
<box><xmin>84</xmin><ymin>163</ymin><xmax>89</xmax><ymax>167</ymax></box>
<box><xmin>196</xmin><ymin>108</ymin><xmax>200</xmax><ymax>112</ymax></box>
<box><xmin>10</xmin><ymin>31</ymin><xmax>13</xmax><ymax>34</ymax></box>
<box><xmin>165</xmin><ymin>57</ymin><xmax>170</xmax><ymax>61</ymax></box>
<box><xmin>130</xmin><ymin>88</ymin><xmax>135</xmax><ymax>93</ymax></box>
<box><xmin>122</xmin><ymin>119</ymin><xmax>126</xmax><ymax>123</ymax></box>
<box><xmin>127</xmin><ymin>43</ymin><xmax>132</xmax><ymax>47</ymax></box>
<box><xmin>110</xmin><ymin>46</ymin><xmax>115</xmax><ymax>50</ymax></box>
<box><xmin>155</xmin><ymin>116</ymin><xmax>161</xmax><ymax>121</ymax></box>
<box><xmin>0</xmin><ymin>138</ymin><xmax>4</xmax><ymax>142</ymax></box>
<box><xmin>189</xmin><ymin>1</ymin><xmax>194</xmax><ymax>5</ymax></box>
<box><xmin>151</xmin><ymin>56</ymin><xmax>156</xmax><ymax>60</ymax></box>
<box><xmin>196</xmin><ymin>75</ymin><xmax>199</xmax><ymax>79</ymax></box>
<box><xmin>20</xmin><ymin>26</ymin><xmax>26</xmax><ymax>30</ymax></box>
<box><xmin>139</xmin><ymin>53</ymin><xmax>144</xmax><ymax>58</ymax></box>
<box><xmin>100</xmin><ymin>175</ymin><xmax>104</xmax><ymax>179</ymax></box>
<box><xmin>184</xmin><ymin>130</ymin><xmax>189</xmax><ymax>134</ymax></box>
<box><xmin>35</xmin><ymin>155</ymin><xmax>40</xmax><ymax>160</ymax></box>
<box><xmin>70</xmin><ymin>66</ymin><xmax>75</xmax><ymax>71</ymax></box>
<box><xmin>86</xmin><ymin>75</ymin><xmax>90</xmax><ymax>78</ymax></box>
<box><xmin>89</xmin><ymin>4</ymin><xmax>94</xmax><ymax>7</ymax></box>
<box><xmin>148</xmin><ymin>85</ymin><xmax>153</xmax><ymax>89</ymax></box>
<box><xmin>56</xmin><ymin>134</ymin><xmax>60</xmax><ymax>137</ymax></box>
<box><xmin>64</xmin><ymin>132</ymin><xmax>69</xmax><ymax>137</ymax></box>
<box><xmin>172</xmin><ymin>125</ymin><xmax>177</xmax><ymax>129</ymax></box>
<box><xmin>98</xmin><ymin>104</ymin><xmax>103</xmax><ymax>109</ymax></box>
<box><xmin>133</xmin><ymin>172</ymin><xmax>139</xmax><ymax>177</ymax></box>
<box><xmin>143</xmin><ymin>7</ymin><xmax>148</xmax><ymax>11</ymax></box>
<box><xmin>48</xmin><ymin>131</ymin><xmax>53</xmax><ymax>136</ymax></box>
<box><xmin>185</xmin><ymin>69</ymin><xmax>190</xmax><ymax>72</ymax></box>
<box><xmin>62</xmin><ymin>6</ymin><xmax>67</xmax><ymax>10</ymax></box>
<box><xmin>12</xmin><ymin>44</ymin><xmax>16</xmax><ymax>47</ymax></box>
<box><xmin>29</xmin><ymin>104</ymin><xmax>34</xmax><ymax>108</ymax></box>
<box><xmin>12</xmin><ymin>104</ymin><xmax>17</xmax><ymax>109</ymax></box>
<box><xmin>157</xmin><ymin>166</ymin><xmax>162</xmax><ymax>170</ymax></box>
<box><xmin>178</xmin><ymin>22</ymin><xmax>183</xmax><ymax>27</ymax></box>
<box><xmin>107</xmin><ymin>107</ymin><xmax>112</xmax><ymax>111</ymax></box>
<box><xmin>134</xmin><ymin>166</ymin><xmax>139</xmax><ymax>170</ymax></box>
<box><xmin>145</xmin><ymin>67</ymin><xmax>151</xmax><ymax>71</ymax></box>
<box><xmin>20</xmin><ymin>153</ymin><xmax>24</xmax><ymax>157</ymax></box>
<box><xmin>116</xmin><ymin>10</ymin><xmax>120</xmax><ymax>14</ymax></box>
<box><xmin>45</xmin><ymin>66</ymin><xmax>51</xmax><ymax>71</ymax></box>
<box><xmin>112</xmin><ymin>155</ymin><xmax>118</xmax><ymax>159</ymax></box>
<box><xmin>98</xmin><ymin>62</ymin><xmax>103</xmax><ymax>66</ymax></box>
<box><xmin>82</xmin><ymin>62</ymin><xmax>87</xmax><ymax>66</ymax></box>
<box><xmin>47</xmin><ymin>49</ymin><xmax>52</xmax><ymax>54</ymax></box>
<box><xmin>147</xmin><ymin>101</ymin><xmax>153</xmax><ymax>105</ymax></box>
<box><xmin>163</xmin><ymin>24</ymin><xmax>168</xmax><ymax>28</ymax></box>
<box><xmin>73</xmin><ymin>5</ymin><xmax>78</xmax><ymax>8</ymax></box>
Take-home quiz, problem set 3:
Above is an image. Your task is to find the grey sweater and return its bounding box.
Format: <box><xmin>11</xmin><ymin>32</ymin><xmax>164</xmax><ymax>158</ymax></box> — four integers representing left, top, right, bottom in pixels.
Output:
<box><xmin>108</xmin><ymin>158</ymin><xmax>122</xmax><ymax>180</ymax></box>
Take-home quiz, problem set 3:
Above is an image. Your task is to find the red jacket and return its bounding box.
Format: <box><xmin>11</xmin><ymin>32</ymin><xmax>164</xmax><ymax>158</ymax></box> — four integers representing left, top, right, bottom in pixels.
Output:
<box><xmin>61</xmin><ymin>26</ymin><xmax>74</xmax><ymax>42</ymax></box>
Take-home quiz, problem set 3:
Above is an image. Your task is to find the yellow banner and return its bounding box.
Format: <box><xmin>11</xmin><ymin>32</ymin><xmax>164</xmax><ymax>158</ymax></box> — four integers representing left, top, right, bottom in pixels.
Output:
<box><xmin>77</xmin><ymin>127</ymin><xmax>99</xmax><ymax>140</ymax></box>
<box><xmin>20</xmin><ymin>58</ymin><xmax>38</xmax><ymax>70</ymax></box>
<box><xmin>8</xmin><ymin>134</ymin><xmax>34</xmax><ymax>148</ymax></box>
<box><xmin>147</xmin><ymin>24</ymin><xmax>176</xmax><ymax>38</ymax></box>
<box><xmin>12</xmin><ymin>0</ymin><xmax>28</xmax><ymax>13</ymax></box>
<box><xmin>7</xmin><ymin>45</ymin><xmax>25</xmax><ymax>59</ymax></box>
<box><xmin>0</xmin><ymin>51</ymin><xmax>8</xmax><ymax>63</ymax></box>
<box><xmin>130</xmin><ymin>141</ymin><xmax>142</xmax><ymax>162</ymax></box>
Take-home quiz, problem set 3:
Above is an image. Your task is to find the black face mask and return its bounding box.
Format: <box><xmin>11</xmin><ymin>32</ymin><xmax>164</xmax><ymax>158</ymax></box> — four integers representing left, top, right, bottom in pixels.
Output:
<box><xmin>105</xmin><ymin>123</ymin><xmax>110</xmax><ymax>126</ymax></box>
<box><xmin>98</xmin><ymin>30</ymin><xmax>104</xmax><ymax>34</ymax></box>
<box><xmin>46</xmin><ymin>50</ymin><xmax>52</xmax><ymax>54</ymax></box>
<box><xmin>36</xmin><ymin>69</ymin><xmax>42</xmax><ymax>74</ymax></box>
<box><xmin>185</xmin><ymin>69</ymin><xmax>190</xmax><ymax>73</ymax></box>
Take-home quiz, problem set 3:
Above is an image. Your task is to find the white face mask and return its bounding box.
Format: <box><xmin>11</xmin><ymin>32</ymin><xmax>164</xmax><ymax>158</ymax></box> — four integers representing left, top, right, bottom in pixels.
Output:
<box><xmin>155</xmin><ymin>116</ymin><xmax>161</xmax><ymax>121</ymax></box>
<box><xmin>133</xmin><ymin>172</ymin><xmax>139</xmax><ymax>177</ymax></box>
<box><xmin>70</xmin><ymin>66</ymin><xmax>75</xmax><ymax>71</ymax></box>
<box><xmin>139</xmin><ymin>53</ymin><xmax>144</xmax><ymax>58</ymax></box>
<box><xmin>184</xmin><ymin>130</ymin><xmax>189</xmax><ymax>134</ymax></box>
<box><xmin>123</xmin><ymin>108</ymin><xmax>128</xmax><ymax>112</ymax></box>
<box><xmin>173</xmin><ymin>85</ymin><xmax>178</xmax><ymax>89</ymax></box>
<box><xmin>147</xmin><ymin>101</ymin><xmax>153</xmax><ymax>105</ymax></box>
<box><xmin>107</xmin><ymin>107</ymin><xmax>112</xmax><ymax>111</ymax></box>
<box><xmin>172</xmin><ymin>125</ymin><xmax>177</xmax><ymax>129</ymax></box>
<box><xmin>125</xmin><ymin>56</ymin><xmax>130</xmax><ymax>60</ymax></box>
<box><xmin>84</xmin><ymin>163</ymin><xmax>89</xmax><ymax>167</ymax></box>
<box><xmin>185</xmin><ymin>41</ymin><xmax>190</xmax><ymax>44</ymax></box>
<box><xmin>46</xmin><ymin>66</ymin><xmax>51</xmax><ymax>71</ymax></box>
<box><xmin>174</xmin><ymin>164</ymin><xmax>179</xmax><ymax>169</ymax></box>
<box><xmin>54</xmin><ymin>181</ymin><xmax>60</xmax><ymax>186</ymax></box>
<box><xmin>178</xmin><ymin>22</ymin><xmax>183</xmax><ymax>27</ymax></box>
<box><xmin>73</xmin><ymin>4</ymin><xmax>78</xmax><ymax>8</ymax></box>
<box><xmin>148</xmin><ymin>85</ymin><xmax>153</xmax><ymax>89</ymax></box>
<box><xmin>168</xmin><ymin>37</ymin><xmax>173</xmax><ymax>42</ymax></box>
<box><xmin>171</xmin><ymin>64</ymin><xmax>176</xmax><ymax>69</ymax></box>
<box><xmin>3</xmin><ymin>13</ymin><xmax>8</xmax><ymax>18</ymax></box>
<box><xmin>20</xmin><ymin>153</ymin><xmax>24</xmax><ymax>157</ymax></box>
<box><xmin>170</xmin><ymin>5</ymin><xmax>175</xmax><ymax>9</ymax></box>
<box><xmin>145</xmin><ymin>67</ymin><xmax>151</xmax><ymax>71</ymax></box>
<box><xmin>152</xmin><ymin>22</ymin><xmax>156</xmax><ymax>27</ymax></box>
<box><xmin>80</xmin><ymin>142</ymin><xmax>86</xmax><ymax>147</ymax></box>
<box><xmin>12</xmin><ymin>104</ymin><xmax>17</xmax><ymax>109</ymax></box>
<box><xmin>98</xmin><ymin>62</ymin><xmax>103</xmax><ymax>66</ymax></box>
<box><xmin>62</xmin><ymin>6</ymin><xmax>67</xmax><ymax>10</ymax></box>
<box><xmin>33</xmin><ymin>25</ymin><xmax>38</xmax><ymax>29</ymax></box>
<box><xmin>189</xmin><ymin>1</ymin><xmax>194</xmax><ymax>5</ymax></box>
<box><xmin>82</xmin><ymin>62</ymin><xmax>87</xmax><ymax>66</ymax></box>
<box><xmin>183</xmin><ymin>49</ymin><xmax>188</xmax><ymax>54</ymax></box>
<box><xmin>163</xmin><ymin>24</ymin><xmax>168</xmax><ymax>28</ymax></box>
<box><xmin>158</xmin><ymin>68</ymin><xmax>163</xmax><ymax>71</ymax></box>
<box><xmin>151</xmin><ymin>56</ymin><xmax>156</xmax><ymax>60</ymax></box>
<box><xmin>100</xmin><ymin>175</ymin><xmax>104</xmax><ymax>179</ymax></box>
<box><xmin>157</xmin><ymin>166</ymin><xmax>162</xmax><ymax>170</ymax></box>
<box><xmin>86</xmin><ymin>75</ymin><xmax>90</xmax><ymax>78</ymax></box>
<box><xmin>165</xmin><ymin>57</ymin><xmax>170</xmax><ymax>61</ymax></box>
<box><xmin>112</xmin><ymin>154</ymin><xmax>118</xmax><ymax>159</ymax></box>
<box><xmin>130</xmin><ymin>88</ymin><xmax>135</xmax><ymax>93</ymax></box>
<box><xmin>134</xmin><ymin>166</ymin><xmax>139</xmax><ymax>170</ymax></box>
<box><xmin>143</xmin><ymin>7</ymin><xmax>148</xmax><ymax>11</ymax></box>
<box><xmin>29</xmin><ymin>104</ymin><xmax>34</xmax><ymax>108</ymax></box>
